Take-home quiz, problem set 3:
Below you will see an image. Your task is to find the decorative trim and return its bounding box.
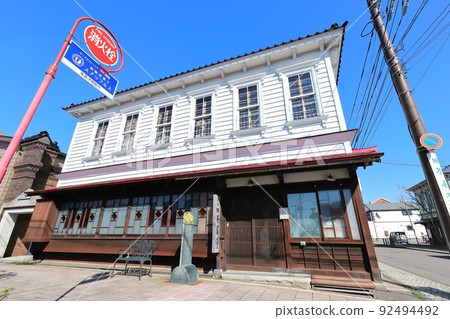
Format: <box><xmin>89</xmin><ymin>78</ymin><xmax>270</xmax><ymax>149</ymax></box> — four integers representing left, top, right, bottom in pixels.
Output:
<box><xmin>230</xmin><ymin>126</ymin><xmax>267</xmax><ymax>138</ymax></box>
<box><xmin>184</xmin><ymin>135</ymin><xmax>216</xmax><ymax>146</ymax></box>
<box><xmin>111</xmin><ymin>149</ymin><xmax>135</xmax><ymax>157</ymax></box>
<box><xmin>82</xmin><ymin>155</ymin><xmax>101</xmax><ymax>162</ymax></box>
<box><xmin>227</xmin><ymin>72</ymin><xmax>266</xmax><ymax>86</ymax></box>
<box><xmin>151</xmin><ymin>95</ymin><xmax>180</xmax><ymax>107</ymax></box>
<box><xmin>146</xmin><ymin>142</ymin><xmax>172</xmax><ymax>151</ymax></box>
<box><xmin>186</xmin><ymin>85</ymin><xmax>220</xmax><ymax>98</ymax></box>
<box><xmin>284</xmin><ymin>115</ymin><xmax>328</xmax><ymax>133</ymax></box>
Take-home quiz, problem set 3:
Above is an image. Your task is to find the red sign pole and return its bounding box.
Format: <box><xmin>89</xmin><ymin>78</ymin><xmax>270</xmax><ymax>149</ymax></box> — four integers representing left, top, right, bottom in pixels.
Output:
<box><xmin>0</xmin><ymin>17</ymin><xmax>123</xmax><ymax>184</ymax></box>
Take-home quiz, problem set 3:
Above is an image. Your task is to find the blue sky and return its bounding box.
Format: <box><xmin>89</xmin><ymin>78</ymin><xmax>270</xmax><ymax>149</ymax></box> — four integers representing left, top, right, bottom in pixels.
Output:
<box><xmin>0</xmin><ymin>0</ymin><xmax>448</xmax><ymax>203</ymax></box>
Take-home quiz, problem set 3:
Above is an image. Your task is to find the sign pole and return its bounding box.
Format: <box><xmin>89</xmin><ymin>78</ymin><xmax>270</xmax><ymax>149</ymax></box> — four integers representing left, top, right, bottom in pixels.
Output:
<box><xmin>0</xmin><ymin>17</ymin><xmax>123</xmax><ymax>185</ymax></box>
<box><xmin>366</xmin><ymin>0</ymin><xmax>450</xmax><ymax>251</ymax></box>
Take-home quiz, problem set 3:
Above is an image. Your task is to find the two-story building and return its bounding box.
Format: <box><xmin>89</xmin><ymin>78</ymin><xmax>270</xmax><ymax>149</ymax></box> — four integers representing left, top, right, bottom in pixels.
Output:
<box><xmin>407</xmin><ymin>165</ymin><xmax>450</xmax><ymax>247</ymax></box>
<box><xmin>365</xmin><ymin>200</ymin><xmax>426</xmax><ymax>244</ymax></box>
<box><xmin>25</xmin><ymin>23</ymin><xmax>382</xmax><ymax>288</ymax></box>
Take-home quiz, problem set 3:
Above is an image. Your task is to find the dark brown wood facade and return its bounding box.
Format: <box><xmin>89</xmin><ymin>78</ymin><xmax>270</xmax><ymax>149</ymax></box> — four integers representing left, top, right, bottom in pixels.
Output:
<box><xmin>25</xmin><ymin>163</ymin><xmax>381</xmax><ymax>284</ymax></box>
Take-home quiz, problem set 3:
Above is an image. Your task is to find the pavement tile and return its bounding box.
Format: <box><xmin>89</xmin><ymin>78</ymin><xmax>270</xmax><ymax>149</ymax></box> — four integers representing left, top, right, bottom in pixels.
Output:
<box><xmin>239</xmin><ymin>293</ymin><xmax>263</xmax><ymax>301</ymax></box>
<box><xmin>276</xmin><ymin>293</ymin><xmax>296</xmax><ymax>301</ymax></box>
<box><xmin>312</xmin><ymin>292</ymin><xmax>331</xmax><ymax>301</ymax></box>
<box><xmin>0</xmin><ymin>260</ymin><xmax>439</xmax><ymax>302</ymax></box>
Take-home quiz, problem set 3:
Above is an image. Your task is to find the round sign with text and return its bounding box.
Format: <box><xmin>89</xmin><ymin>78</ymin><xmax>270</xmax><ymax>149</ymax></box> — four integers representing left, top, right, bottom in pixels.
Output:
<box><xmin>84</xmin><ymin>25</ymin><xmax>119</xmax><ymax>66</ymax></box>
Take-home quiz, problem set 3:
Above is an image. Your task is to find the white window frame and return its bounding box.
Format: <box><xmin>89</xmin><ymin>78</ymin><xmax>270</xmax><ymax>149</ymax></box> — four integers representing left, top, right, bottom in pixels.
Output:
<box><xmin>83</xmin><ymin>115</ymin><xmax>112</xmax><ymax>162</ymax></box>
<box><xmin>91</xmin><ymin>120</ymin><xmax>109</xmax><ymax>157</ymax></box>
<box><xmin>120</xmin><ymin>113</ymin><xmax>139</xmax><ymax>151</ymax></box>
<box><xmin>154</xmin><ymin>104</ymin><xmax>173</xmax><ymax>145</ymax></box>
<box><xmin>228</xmin><ymin>73</ymin><xmax>266</xmax><ymax>137</ymax></box>
<box><xmin>277</xmin><ymin>64</ymin><xmax>327</xmax><ymax>130</ymax></box>
<box><xmin>184</xmin><ymin>85</ymin><xmax>219</xmax><ymax>145</ymax></box>
<box><xmin>193</xmin><ymin>95</ymin><xmax>213</xmax><ymax>138</ymax></box>
<box><xmin>112</xmin><ymin>105</ymin><xmax>143</xmax><ymax>156</ymax></box>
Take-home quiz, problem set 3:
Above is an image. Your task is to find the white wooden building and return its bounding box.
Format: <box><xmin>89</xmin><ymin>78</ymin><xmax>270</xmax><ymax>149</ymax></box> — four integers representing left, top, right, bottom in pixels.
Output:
<box><xmin>25</xmin><ymin>23</ymin><xmax>383</xmax><ymax>289</ymax></box>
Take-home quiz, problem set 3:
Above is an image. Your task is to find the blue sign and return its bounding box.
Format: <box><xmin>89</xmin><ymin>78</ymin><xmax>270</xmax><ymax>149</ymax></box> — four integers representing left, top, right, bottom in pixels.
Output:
<box><xmin>62</xmin><ymin>41</ymin><xmax>119</xmax><ymax>100</ymax></box>
<box><xmin>420</xmin><ymin>133</ymin><xmax>443</xmax><ymax>150</ymax></box>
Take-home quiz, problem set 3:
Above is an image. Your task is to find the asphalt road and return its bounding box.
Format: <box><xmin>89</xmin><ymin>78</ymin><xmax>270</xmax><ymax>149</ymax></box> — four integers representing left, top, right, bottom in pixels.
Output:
<box><xmin>374</xmin><ymin>246</ymin><xmax>450</xmax><ymax>286</ymax></box>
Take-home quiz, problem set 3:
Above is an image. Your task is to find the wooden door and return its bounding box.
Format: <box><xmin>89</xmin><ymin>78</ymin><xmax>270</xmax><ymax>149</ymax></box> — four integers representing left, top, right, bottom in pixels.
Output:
<box><xmin>225</xmin><ymin>191</ymin><xmax>285</xmax><ymax>268</ymax></box>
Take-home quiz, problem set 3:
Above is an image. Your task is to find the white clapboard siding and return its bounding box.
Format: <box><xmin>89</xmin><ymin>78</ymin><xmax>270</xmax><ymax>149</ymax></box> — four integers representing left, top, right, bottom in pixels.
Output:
<box><xmin>60</xmin><ymin>52</ymin><xmax>347</xmax><ymax>180</ymax></box>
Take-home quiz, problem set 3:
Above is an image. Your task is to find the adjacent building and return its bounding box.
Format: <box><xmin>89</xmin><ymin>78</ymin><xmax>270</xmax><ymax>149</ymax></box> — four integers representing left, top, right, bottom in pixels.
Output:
<box><xmin>24</xmin><ymin>23</ymin><xmax>383</xmax><ymax>288</ymax></box>
<box><xmin>0</xmin><ymin>131</ymin><xmax>65</xmax><ymax>258</ymax></box>
<box><xmin>365</xmin><ymin>200</ymin><xmax>426</xmax><ymax>244</ymax></box>
<box><xmin>408</xmin><ymin>165</ymin><xmax>450</xmax><ymax>247</ymax></box>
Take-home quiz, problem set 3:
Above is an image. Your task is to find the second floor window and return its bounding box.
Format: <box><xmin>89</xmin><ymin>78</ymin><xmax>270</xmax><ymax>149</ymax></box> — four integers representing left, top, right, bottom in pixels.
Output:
<box><xmin>238</xmin><ymin>85</ymin><xmax>260</xmax><ymax>130</ymax></box>
<box><xmin>121</xmin><ymin>114</ymin><xmax>139</xmax><ymax>151</ymax></box>
<box><xmin>156</xmin><ymin>105</ymin><xmax>172</xmax><ymax>144</ymax></box>
<box><xmin>194</xmin><ymin>96</ymin><xmax>212</xmax><ymax>137</ymax></box>
<box><xmin>288</xmin><ymin>72</ymin><xmax>318</xmax><ymax>120</ymax></box>
<box><xmin>91</xmin><ymin>121</ymin><xmax>109</xmax><ymax>156</ymax></box>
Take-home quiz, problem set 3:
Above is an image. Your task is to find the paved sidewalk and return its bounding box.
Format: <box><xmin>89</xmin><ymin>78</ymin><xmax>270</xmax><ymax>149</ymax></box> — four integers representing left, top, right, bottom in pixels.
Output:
<box><xmin>373</xmin><ymin>243</ymin><xmax>450</xmax><ymax>301</ymax></box>
<box><xmin>378</xmin><ymin>262</ymin><xmax>450</xmax><ymax>301</ymax></box>
<box><xmin>0</xmin><ymin>262</ymin><xmax>374</xmax><ymax>301</ymax></box>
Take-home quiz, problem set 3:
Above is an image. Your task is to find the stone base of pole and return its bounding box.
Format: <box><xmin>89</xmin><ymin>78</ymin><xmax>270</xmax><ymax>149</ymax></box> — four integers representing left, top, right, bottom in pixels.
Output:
<box><xmin>170</xmin><ymin>264</ymin><xmax>198</xmax><ymax>284</ymax></box>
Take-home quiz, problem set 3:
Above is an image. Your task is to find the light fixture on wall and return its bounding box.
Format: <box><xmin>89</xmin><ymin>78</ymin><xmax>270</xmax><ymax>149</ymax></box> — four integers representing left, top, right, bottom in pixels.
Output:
<box><xmin>326</xmin><ymin>174</ymin><xmax>336</xmax><ymax>182</ymax></box>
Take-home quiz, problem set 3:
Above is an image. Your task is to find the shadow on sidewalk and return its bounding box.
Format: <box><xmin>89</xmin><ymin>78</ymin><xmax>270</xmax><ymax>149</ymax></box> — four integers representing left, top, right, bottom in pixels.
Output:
<box><xmin>55</xmin><ymin>271</ymin><xmax>111</xmax><ymax>301</ymax></box>
<box><xmin>0</xmin><ymin>269</ymin><xmax>17</xmax><ymax>280</ymax></box>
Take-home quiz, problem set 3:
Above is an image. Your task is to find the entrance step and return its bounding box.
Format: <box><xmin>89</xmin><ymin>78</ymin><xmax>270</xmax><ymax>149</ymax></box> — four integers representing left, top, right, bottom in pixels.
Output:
<box><xmin>219</xmin><ymin>270</ymin><xmax>311</xmax><ymax>290</ymax></box>
<box><xmin>311</xmin><ymin>274</ymin><xmax>375</xmax><ymax>296</ymax></box>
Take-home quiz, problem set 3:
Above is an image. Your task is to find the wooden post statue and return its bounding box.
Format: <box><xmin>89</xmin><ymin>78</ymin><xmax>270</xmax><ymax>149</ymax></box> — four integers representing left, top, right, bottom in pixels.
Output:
<box><xmin>170</xmin><ymin>211</ymin><xmax>199</xmax><ymax>284</ymax></box>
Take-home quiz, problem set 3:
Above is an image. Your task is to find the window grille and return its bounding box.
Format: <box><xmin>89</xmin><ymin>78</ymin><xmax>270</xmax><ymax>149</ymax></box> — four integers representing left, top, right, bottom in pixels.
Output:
<box><xmin>91</xmin><ymin>121</ymin><xmax>109</xmax><ymax>156</ymax></box>
<box><xmin>155</xmin><ymin>106</ymin><xmax>172</xmax><ymax>144</ymax></box>
<box><xmin>288</xmin><ymin>72</ymin><xmax>318</xmax><ymax>120</ymax></box>
<box><xmin>194</xmin><ymin>96</ymin><xmax>212</xmax><ymax>137</ymax></box>
<box><xmin>121</xmin><ymin>114</ymin><xmax>139</xmax><ymax>150</ymax></box>
<box><xmin>238</xmin><ymin>85</ymin><xmax>260</xmax><ymax>130</ymax></box>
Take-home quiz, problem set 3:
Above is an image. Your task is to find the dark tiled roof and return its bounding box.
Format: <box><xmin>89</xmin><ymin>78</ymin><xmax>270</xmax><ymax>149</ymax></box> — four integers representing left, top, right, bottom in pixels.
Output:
<box><xmin>63</xmin><ymin>22</ymin><xmax>348</xmax><ymax>110</ymax></box>
<box><xmin>21</xmin><ymin>131</ymin><xmax>62</xmax><ymax>153</ymax></box>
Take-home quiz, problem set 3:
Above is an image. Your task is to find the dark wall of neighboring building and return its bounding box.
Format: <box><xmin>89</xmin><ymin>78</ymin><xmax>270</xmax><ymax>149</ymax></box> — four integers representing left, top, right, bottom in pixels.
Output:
<box><xmin>2</xmin><ymin>131</ymin><xmax>65</xmax><ymax>204</ymax></box>
<box><xmin>0</xmin><ymin>131</ymin><xmax>65</xmax><ymax>258</ymax></box>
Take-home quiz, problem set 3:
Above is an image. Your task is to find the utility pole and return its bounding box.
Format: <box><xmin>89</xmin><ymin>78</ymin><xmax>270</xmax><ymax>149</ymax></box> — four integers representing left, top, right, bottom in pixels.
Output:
<box><xmin>366</xmin><ymin>0</ymin><xmax>450</xmax><ymax>252</ymax></box>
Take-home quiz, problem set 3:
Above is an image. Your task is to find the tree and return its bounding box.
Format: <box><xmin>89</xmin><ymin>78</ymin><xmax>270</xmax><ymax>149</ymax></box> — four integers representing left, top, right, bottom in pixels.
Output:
<box><xmin>399</xmin><ymin>184</ymin><xmax>444</xmax><ymax>245</ymax></box>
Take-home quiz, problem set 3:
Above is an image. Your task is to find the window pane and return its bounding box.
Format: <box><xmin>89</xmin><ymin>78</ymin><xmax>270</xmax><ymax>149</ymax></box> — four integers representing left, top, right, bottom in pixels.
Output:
<box><xmin>248</xmin><ymin>85</ymin><xmax>258</xmax><ymax>105</ymax></box>
<box><xmin>92</xmin><ymin>139</ymin><xmax>104</xmax><ymax>156</ymax></box>
<box><xmin>343</xmin><ymin>189</ymin><xmax>360</xmax><ymax>240</ymax></box>
<box><xmin>194</xmin><ymin>117</ymin><xmax>211</xmax><ymax>137</ymax></box>
<box><xmin>166</xmin><ymin>106</ymin><xmax>172</xmax><ymax>123</ymax></box>
<box><xmin>299</xmin><ymin>73</ymin><xmax>313</xmax><ymax>94</ymax></box>
<box><xmin>287</xmin><ymin>193</ymin><xmax>322</xmax><ymax>238</ymax></box>
<box><xmin>238</xmin><ymin>85</ymin><xmax>258</xmax><ymax>108</ymax></box>
<box><xmin>124</xmin><ymin>115</ymin><xmax>132</xmax><ymax>132</ymax></box>
<box><xmin>249</xmin><ymin>107</ymin><xmax>260</xmax><ymax>128</ymax></box>
<box><xmin>303</xmin><ymin>96</ymin><xmax>318</xmax><ymax>118</ymax></box>
<box><xmin>238</xmin><ymin>88</ymin><xmax>247</xmax><ymax>108</ymax></box>
<box><xmin>239</xmin><ymin>109</ymin><xmax>249</xmax><ymax>130</ymax></box>
<box><xmin>163</xmin><ymin>126</ymin><xmax>171</xmax><ymax>143</ymax></box>
<box><xmin>121</xmin><ymin>132</ymin><xmax>135</xmax><ymax>150</ymax></box>
<box><xmin>288</xmin><ymin>75</ymin><xmax>300</xmax><ymax>97</ymax></box>
<box><xmin>289</xmin><ymin>73</ymin><xmax>313</xmax><ymax>97</ymax></box>
<box><xmin>95</xmin><ymin>121</ymin><xmax>109</xmax><ymax>138</ymax></box>
<box><xmin>157</xmin><ymin>108</ymin><xmax>165</xmax><ymax>125</ymax></box>
<box><xmin>195</xmin><ymin>96</ymin><xmax>211</xmax><ymax>117</ymax></box>
<box><xmin>130</xmin><ymin>114</ymin><xmax>138</xmax><ymax>130</ymax></box>
<box><xmin>292</xmin><ymin>99</ymin><xmax>304</xmax><ymax>120</ymax></box>
<box><xmin>318</xmin><ymin>190</ymin><xmax>348</xmax><ymax>238</ymax></box>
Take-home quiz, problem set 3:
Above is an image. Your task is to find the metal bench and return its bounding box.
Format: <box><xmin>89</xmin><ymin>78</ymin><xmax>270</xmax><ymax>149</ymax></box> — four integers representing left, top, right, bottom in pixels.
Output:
<box><xmin>112</xmin><ymin>239</ymin><xmax>157</xmax><ymax>280</ymax></box>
